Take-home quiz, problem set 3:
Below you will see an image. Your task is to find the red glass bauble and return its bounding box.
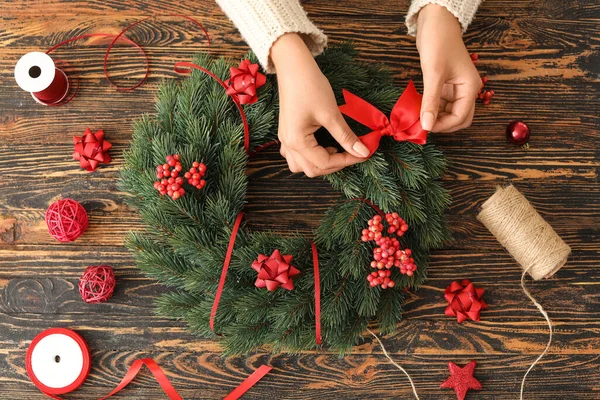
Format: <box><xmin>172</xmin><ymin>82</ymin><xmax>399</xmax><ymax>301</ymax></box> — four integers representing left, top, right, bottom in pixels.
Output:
<box><xmin>506</xmin><ymin>120</ymin><xmax>530</xmax><ymax>145</ymax></box>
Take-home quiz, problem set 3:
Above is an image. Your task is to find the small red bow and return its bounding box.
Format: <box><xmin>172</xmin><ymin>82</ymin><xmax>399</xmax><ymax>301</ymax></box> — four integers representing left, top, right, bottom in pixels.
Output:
<box><xmin>444</xmin><ymin>279</ymin><xmax>487</xmax><ymax>323</ymax></box>
<box><xmin>339</xmin><ymin>80</ymin><xmax>427</xmax><ymax>157</ymax></box>
<box><xmin>225</xmin><ymin>59</ymin><xmax>267</xmax><ymax>105</ymax></box>
<box><xmin>73</xmin><ymin>128</ymin><xmax>112</xmax><ymax>172</ymax></box>
<box><xmin>252</xmin><ymin>249</ymin><xmax>300</xmax><ymax>292</ymax></box>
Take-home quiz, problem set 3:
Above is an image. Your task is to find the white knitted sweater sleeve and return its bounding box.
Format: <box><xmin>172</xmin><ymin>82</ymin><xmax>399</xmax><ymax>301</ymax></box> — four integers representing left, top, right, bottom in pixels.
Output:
<box><xmin>405</xmin><ymin>0</ymin><xmax>483</xmax><ymax>36</ymax></box>
<box><xmin>216</xmin><ymin>0</ymin><xmax>327</xmax><ymax>73</ymax></box>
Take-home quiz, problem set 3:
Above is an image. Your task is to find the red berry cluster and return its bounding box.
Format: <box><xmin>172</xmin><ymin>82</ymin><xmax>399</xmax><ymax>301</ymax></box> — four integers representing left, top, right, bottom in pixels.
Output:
<box><xmin>153</xmin><ymin>154</ymin><xmax>206</xmax><ymax>200</ymax></box>
<box><xmin>471</xmin><ymin>53</ymin><xmax>495</xmax><ymax>106</ymax></box>
<box><xmin>184</xmin><ymin>161</ymin><xmax>207</xmax><ymax>190</ymax></box>
<box><xmin>361</xmin><ymin>213</ymin><xmax>417</xmax><ymax>289</ymax></box>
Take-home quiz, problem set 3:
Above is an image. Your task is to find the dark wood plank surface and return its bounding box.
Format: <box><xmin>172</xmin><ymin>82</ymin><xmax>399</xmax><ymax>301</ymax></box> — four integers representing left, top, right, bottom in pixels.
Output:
<box><xmin>1</xmin><ymin>0</ymin><xmax>598</xmax><ymax>398</ymax></box>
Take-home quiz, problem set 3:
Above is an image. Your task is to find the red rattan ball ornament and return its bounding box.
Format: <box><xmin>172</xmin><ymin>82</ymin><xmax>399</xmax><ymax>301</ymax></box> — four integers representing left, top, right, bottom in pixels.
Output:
<box><xmin>45</xmin><ymin>198</ymin><xmax>89</xmax><ymax>242</ymax></box>
<box><xmin>79</xmin><ymin>265</ymin><xmax>116</xmax><ymax>303</ymax></box>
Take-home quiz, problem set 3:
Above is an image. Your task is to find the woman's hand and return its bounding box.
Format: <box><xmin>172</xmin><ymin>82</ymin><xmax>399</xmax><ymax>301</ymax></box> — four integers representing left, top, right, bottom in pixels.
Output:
<box><xmin>270</xmin><ymin>33</ymin><xmax>369</xmax><ymax>177</ymax></box>
<box><xmin>416</xmin><ymin>4</ymin><xmax>482</xmax><ymax>132</ymax></box>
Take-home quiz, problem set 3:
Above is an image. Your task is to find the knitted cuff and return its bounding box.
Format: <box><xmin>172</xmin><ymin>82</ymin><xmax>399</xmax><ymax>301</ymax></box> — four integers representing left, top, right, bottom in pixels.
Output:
<box><xmin>216</xmin><ymin>0</ymin><xmax>328</xmax><ymax>73</ymax></box>
<box><xmin>405</xmin><ymin>0</ymin><xmax>482</xmax><ymax>36</ymax></box>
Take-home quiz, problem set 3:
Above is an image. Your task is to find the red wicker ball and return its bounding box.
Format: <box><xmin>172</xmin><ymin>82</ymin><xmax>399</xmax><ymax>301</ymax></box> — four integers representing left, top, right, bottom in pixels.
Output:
<box><xmin>78</xmin><ymin>265</ymin><xmax>116</xmax><ymax>303</ymax></box>
<box><xmin>45</xmin><ymin>198</ymin><xmax>89</xmax><ymax>242</ymax></box>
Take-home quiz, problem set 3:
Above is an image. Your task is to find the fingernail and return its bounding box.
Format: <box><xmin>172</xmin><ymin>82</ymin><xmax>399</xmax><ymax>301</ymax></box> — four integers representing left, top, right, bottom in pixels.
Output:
<box><xmin>353</xmin><ymin>141</ymin><xmax>370</xmax><ymax>158</ymax></box>
<box><xmin>421</xmin><ymin>112</ymin><xmax>435</xmax><ymax>131</ymax></box>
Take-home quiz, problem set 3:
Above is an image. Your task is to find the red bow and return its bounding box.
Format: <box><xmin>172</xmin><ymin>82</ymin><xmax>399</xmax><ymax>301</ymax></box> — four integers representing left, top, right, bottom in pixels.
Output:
<box><xmin>252</xmin><ymin>249</ymin><xmax>300</xmax><ymax>291</ymax></box>
<box><xmin>444</xmin><ymin>279</ymin><xmax>487</xmax><ymax>323</ymax></box>
<box><xmin>73</xmin><ymin>128</ymin><xmax>112</xmax><ymax>171</ymax></box>
<box><xmin>225</xmin><ymin>59</ymin><xmax>267</xmax><ymax>105</ymax></box>
<box><xmin>339</xmin><ymin>80</ymin><xmax>427</xmax><ymax>157</ymax></box>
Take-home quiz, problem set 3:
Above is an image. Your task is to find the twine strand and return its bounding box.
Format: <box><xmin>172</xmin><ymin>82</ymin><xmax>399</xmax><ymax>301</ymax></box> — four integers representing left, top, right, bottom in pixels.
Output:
<box><xmin>519</xmin><ymin>267</ymin><xmax>553</xmax><ymax>400</ymax></box>
<box><xmin>367</xmin><ymin>328</ymin><xmax>419</xmax><ymax>400</ymax></box>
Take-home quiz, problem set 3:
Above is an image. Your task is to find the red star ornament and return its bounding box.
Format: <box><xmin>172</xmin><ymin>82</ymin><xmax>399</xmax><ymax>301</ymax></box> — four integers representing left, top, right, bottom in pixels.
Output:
<box><xmin>440</xmin><ymin>360</ymin><xmax>482</xmax><ymax>400</ymax></box>
<box><xmin>73</xmin><ymin>128</ymin><xmax>112</xmax><ymax>171</ymax></box>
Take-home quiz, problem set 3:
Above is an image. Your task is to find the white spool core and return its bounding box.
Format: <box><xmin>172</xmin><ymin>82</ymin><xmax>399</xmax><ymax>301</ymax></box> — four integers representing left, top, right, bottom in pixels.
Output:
<box><xmin>30</xmin><ymin>333</ymin><xmax>85</xmax><ymax>389</ymax></box>
<box><xmin>14</xmin><ymin>52</ymin><xmax>56</xmax><ymax>93</ymax></box>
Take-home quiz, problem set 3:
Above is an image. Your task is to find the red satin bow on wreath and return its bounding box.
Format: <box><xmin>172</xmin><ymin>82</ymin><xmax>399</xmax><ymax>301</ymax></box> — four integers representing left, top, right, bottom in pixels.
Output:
<box><xmin>252</xmin><ymin>249</ymin><xmax>300</xmax><ymax>291</ymax></box>
<box><xmin>225</xmin><ymin>59</ymin><xmax>267</xmax><ymax>105</ymax></box>
<box><xmin>339</xmin><ymin>80</ymin><xmax>428</xmax><ymax>157</ymax></box>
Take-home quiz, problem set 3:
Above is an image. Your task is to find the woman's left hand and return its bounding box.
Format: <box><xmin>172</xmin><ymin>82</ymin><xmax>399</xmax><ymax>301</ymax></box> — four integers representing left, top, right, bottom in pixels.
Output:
<box><xmin>416</xmin><ymin>4</ymin><xmax>482</xmax><ymax>133</ymax></box>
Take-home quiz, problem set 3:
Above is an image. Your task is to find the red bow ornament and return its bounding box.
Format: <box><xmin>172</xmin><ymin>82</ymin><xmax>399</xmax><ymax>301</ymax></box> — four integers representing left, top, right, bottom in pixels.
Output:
<box><xmin>225</xmin><ymin>59</ymin><xmax>267</xmax><ymax>105</ymax></box>
<box><xmin>339</xmin><ymin>80</ymin><xmax>427</xmax><ymax>157</ymax></box>
<box><xmin>73</xmin><ymin>128</ymin><xmax>112</xmax><ymax>171</ymax></box>
<box><xmin>252</xmin><ymin>249</ymin><xmax>300</xmax><ymax>291</ymax></box>
<box><xmin>444</xmin><ymin>279</ymin><xmax>487</xmax><ymax>323</ymax></box>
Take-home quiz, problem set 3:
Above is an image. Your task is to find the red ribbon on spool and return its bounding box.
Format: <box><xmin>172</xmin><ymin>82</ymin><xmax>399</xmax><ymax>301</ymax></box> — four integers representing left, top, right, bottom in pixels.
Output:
<box><xmin>26</xmin><ymin>328</ymin><xmax>91</xmax><ymax>399</ymax></box>
<box><xmin>32</xmin><ymin>68</ymin><xmax>70</xmax><ymax>105</ymax></box>
<box><xmin>15</xmin><ymin>16</ymin><xmax>210</xmax><ymax>106</ymax></box>
<box><xmin>27</xmin><ymin>328</ymin><xmax>272</xmax><ymax>399</ymax></box>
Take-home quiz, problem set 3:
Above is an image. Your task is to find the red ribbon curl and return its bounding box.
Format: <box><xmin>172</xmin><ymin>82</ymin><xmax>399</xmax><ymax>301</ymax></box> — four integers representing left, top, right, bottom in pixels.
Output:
<box><xmin>252</xmin><ymin>249</ymin><xmax>300</xmax><ymax>291</ymax></box>
<box><xmin>339</xmin><ymin>80</ymin><xmax>427</xmax><ymax>157</ymax></box>
<box><xmin>444</xmin><ymin>279</ymin><xmax>487</xmax><ymax>323</ymax></box>
<box><xmin>100</xmin><ymin>357</ymin><xmax>271</xmax><ymax>400</ymax></box>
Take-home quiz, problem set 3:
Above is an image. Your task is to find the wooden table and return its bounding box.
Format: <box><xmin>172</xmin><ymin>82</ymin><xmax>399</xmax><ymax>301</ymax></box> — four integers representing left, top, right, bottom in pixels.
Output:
<box><xmin>1</xmin><ymin>1</ymin><xmax>598</xmax><ymax>398</ymax></box>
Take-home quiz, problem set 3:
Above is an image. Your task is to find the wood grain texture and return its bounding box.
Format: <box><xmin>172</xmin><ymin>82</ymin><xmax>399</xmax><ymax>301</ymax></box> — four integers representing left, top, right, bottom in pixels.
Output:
<box><xmin>0</xmin><ymin>0</ymin><xmax>598</xmax><ymax>398</ymax></box>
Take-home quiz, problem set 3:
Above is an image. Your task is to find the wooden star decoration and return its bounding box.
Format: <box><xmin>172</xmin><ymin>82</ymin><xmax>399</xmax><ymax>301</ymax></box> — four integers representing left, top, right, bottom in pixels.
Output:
<box><xmin>440</xmin><ymin>360</ymin><xmax>482</xmax><ymax>400</ymax></box>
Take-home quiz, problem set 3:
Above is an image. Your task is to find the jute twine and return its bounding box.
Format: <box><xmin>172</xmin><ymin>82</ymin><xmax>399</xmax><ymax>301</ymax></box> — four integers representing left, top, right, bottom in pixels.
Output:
<box><xmin>477</xmin><ymin>185</ymin><xmax>570</xmax><ymax>399</ymax></box>
<box><xmin>477</xmin><ymin>185</ymin><xmax>570</xmax><ymax>280</ymax></box>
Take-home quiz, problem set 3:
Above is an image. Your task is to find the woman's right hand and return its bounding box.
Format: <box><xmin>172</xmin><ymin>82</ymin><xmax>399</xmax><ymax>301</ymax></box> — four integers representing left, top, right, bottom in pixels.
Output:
<box><xmin>270</xmin><ymin>33</ymin><xmax>369</xmax><ymax>177</ymax></box>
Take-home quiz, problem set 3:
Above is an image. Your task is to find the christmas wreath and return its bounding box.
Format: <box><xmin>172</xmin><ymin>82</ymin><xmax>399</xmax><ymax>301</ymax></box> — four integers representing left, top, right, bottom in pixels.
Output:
<box><xmin>120</xmin><ymin>44</ymin><xmax>450</xmax><ymax>354</ymax></box>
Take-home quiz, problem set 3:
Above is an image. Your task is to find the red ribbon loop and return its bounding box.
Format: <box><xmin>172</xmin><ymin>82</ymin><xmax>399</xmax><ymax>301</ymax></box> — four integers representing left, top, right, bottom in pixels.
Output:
<box><xmin>100</xmin><ymin>358</ymin><xmax>182</xmax><ymax>400</ymax></box>
<box><xmin>100</xmin><ymin>357</ymin><xmax>271</xmax><ymax>400</ymax></box>
<box><xmin>339</xmin><ymin>80</ymin><xmax>427</xmax><ymax>157</ymax></box>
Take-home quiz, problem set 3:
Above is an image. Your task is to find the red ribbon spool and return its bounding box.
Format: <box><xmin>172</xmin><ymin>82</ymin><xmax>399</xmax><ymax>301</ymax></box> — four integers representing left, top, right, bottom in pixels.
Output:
<box><xmin>14</xmin><ymin>52</ymin><xmax>70</xmax><ymax>106</ymax></box>
<box><xmin>26</xmin><ymin>328</ymin><xmax>91</xmax><ymax>398</ymax></box>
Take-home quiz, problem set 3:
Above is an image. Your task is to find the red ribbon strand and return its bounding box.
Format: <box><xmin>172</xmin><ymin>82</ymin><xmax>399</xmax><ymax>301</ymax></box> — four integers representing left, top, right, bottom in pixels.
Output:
<box><xmin>210</xmin><ymin>212</ymin><xmax>245</xmax><ymax>332</ymax></box>
<box><xmin>311</xmin><ymin>241</ymin><xmax>322</xmax><ymax>345</ymax></box>
<box><xmin>99</xmin><ymin>357</ymin><xmax>271</xmax><ymax>400</ymax></box>
<box><xmin>174</xmin><ymin>62</ymin><xmax>250</xmax><ymax>153</ymax></box>
<box><xmin>339</xmin><ymin>80</ymin><xmax>427</xmax><ymax>157</ymax></box>
<box><xmin>100</xmin><ymin>358</ymin><xmax>182</xmax><ymax>400</ymax></box>
<box><xmin>223</xmin><ymin>365</ymin><xmax>273</xmax><ymax>400</ymax></box>
<box><xmin>42</xmin><ymin>15</ymin><xmax>210</xmax><ymax>105</ymax></box>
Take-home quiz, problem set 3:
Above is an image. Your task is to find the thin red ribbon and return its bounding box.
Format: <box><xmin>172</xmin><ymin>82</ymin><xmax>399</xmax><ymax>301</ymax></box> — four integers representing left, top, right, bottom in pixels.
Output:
<box><xmin>100</xmin><ymin>357</ymin><xmax>271</xmax><ymax>400</ymax></box>
<box><xmin>43</xmin><ymin>16</ymin><xmax>210</xmax><ymax>104</ymax></box>
<box><xmin>210</xmin><ymin>212</ymin><xmax>245</xmax><ymax>332</ymax></box>
<box><xmin>311</xmin><ymin>241</ymin><xmax>322</xmax><ymax>345</ymax></box>
<box><xmin>174</xmin><ymin>62</ymin><xmax>250</xmax><ymax>153</ymax></box>
<box><xmin>100</xmin><ymin>358</ymin><xmax>182</xmax><ymax>400</ymax></box>
<box><xmin>339</xmin><ymin>80</ymin><xmax>427</xmax><ymax>157</ymax></box>
<box><xmin>223</xmin><ymin>365</ymin><xmax>273</xmax><ymax>400</ymax></box>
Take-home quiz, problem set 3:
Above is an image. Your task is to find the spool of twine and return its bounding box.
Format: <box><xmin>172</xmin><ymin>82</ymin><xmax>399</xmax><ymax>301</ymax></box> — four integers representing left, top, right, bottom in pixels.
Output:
<box><xmin>478</xmin><ymin>184</ymin><xmax>570</xmax><ymax>399</ymax></box>
<box><xmin>477</xmin><ymin>185</ymin><xmax>570</xmax><ymax>280</ymax></box>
